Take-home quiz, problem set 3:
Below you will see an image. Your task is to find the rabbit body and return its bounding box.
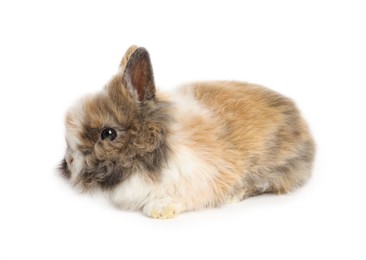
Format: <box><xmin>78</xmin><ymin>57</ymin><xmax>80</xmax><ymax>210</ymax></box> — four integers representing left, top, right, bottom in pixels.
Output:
<box><xmin>60</xmin><ymin>46</ymin><xmax>315</xmax><ymax>218</ymax></box>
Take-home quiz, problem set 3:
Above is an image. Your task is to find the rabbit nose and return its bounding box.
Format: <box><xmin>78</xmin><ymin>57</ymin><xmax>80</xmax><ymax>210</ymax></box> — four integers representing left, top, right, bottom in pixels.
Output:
<box><xmin>66</xmin><ymin>155</ymin><xmax>74</xmax><ymax>166</ymax></box>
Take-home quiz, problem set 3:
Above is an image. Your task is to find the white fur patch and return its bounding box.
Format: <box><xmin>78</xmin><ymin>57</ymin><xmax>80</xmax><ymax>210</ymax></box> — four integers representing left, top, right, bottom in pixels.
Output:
<box><xmin>170</xmin><ymin>85</ymin><xmax>214</xmax><ymax>123</ymax></box>
<box><xmin>158</xmin><ymin>145</ymin><xmax>220</xmax><ymax>207</ymax></box>
<box><xmin>109</xmin><ymin>174</ymin><xmax>153</xmax><ymax>211</ymax></box>
<box><xmin>141</xmin><ymin>86</ymin><xmax>224</xmax><ymax>210</ymax></box>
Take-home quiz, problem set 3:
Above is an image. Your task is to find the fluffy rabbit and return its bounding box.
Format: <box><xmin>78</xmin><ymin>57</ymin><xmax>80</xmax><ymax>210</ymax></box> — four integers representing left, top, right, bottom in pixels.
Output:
<box><xmin>59</xmin><ymin>46</ymin><xmax>315</xmax><ymax>219</ymax></box>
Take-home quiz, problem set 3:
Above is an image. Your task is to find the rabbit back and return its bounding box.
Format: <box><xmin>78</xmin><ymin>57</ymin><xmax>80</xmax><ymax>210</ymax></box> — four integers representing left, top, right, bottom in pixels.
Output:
<box><xmin>157</xmin><ymin>81</ymin><xmax>315</xmax><ymax>209</ymax></box>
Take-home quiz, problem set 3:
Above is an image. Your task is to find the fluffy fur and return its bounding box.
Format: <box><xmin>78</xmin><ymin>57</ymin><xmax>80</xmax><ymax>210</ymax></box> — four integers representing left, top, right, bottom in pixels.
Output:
<box><xmin>60</xmin><ymin>46</ymin><xmax>315</xmax><ymax>219</ymax></box>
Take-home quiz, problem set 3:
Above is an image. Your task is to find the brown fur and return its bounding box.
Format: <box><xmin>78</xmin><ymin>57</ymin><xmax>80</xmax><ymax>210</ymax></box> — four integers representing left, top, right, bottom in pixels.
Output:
<box><xmin>60</xmin><ymin>46</ymin><xmax>315</xmax><ymax>217</ymax></box>
<box><xmin>189</xmin><ymin>81</ymin><xmax>315</xmax><ymax>198</ymax></box>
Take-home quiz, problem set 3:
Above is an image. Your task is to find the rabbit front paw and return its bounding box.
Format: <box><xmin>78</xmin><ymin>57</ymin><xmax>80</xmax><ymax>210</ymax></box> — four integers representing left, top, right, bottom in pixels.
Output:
<box><xmin>143</xmin><ymin>199</ymin><xmax>183</xmax><ymax>219</ymax></box>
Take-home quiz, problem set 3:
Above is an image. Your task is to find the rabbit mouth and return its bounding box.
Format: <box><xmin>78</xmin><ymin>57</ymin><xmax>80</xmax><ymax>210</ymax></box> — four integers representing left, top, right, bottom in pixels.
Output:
<box><xmin>58</xmin><ymin>159</ymin><xmax>71</xmax><ymax>179</ymax></box>
<box><xmin>58</xmin><ymin>145</ymin><xmax>89</xmax><ymax>188</ymax></box>
<box><xmin>58</xmin><ymin>157</ymin><xmax>88</xmax><ymax>192</ymax></box>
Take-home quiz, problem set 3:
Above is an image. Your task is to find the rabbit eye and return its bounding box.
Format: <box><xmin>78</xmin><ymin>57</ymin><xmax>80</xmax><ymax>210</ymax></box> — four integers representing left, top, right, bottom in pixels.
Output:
<box><xmin>101</xmin><ymin>128</ymin><xmax>117</xmax><ymax>141</ymax></box>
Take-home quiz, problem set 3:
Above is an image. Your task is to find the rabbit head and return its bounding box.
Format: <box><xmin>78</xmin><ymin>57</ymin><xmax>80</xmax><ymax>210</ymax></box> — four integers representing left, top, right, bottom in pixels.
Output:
<box><xmin>59</xmin><ymin>46</ymin><xmax>171</xmax><ymax>192</ymax></box>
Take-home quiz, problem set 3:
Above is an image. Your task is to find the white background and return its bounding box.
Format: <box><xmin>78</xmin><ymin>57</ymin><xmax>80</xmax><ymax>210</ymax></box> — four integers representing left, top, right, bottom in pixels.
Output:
<box><xmin>0</xmin><ymin>1</ymin><xmax>365</xmax><ymax>259</ymax></box>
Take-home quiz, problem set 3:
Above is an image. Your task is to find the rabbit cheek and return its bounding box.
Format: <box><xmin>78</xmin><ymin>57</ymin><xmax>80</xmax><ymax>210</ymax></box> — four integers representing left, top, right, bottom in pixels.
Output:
<box><xmin>81</xmin><ymin>162</ymin><xmax>124</xmax><ymax>190</ymax></box>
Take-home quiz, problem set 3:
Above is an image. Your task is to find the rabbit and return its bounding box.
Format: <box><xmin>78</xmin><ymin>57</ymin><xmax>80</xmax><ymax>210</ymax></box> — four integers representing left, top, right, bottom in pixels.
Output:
<box><xmin>59</xmin><ymin>45</ymin><xmax>315</xmax><ymax>219</ymax></box>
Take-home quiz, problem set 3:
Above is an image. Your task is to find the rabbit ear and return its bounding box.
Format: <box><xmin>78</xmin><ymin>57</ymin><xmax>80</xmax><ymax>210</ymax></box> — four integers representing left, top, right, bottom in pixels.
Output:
<box><xmin>121</xmin><ymin>46</ymin><xmax>156</xmax><ymax>102</ymax></box>
<box><xmin>119</xmin><ymin>45</ymin><xmax>139</xmax><ymax>71</ymax></box>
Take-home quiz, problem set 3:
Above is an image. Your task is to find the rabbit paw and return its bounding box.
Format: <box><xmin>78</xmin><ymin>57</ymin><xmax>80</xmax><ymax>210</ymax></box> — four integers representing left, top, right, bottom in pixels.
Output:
<box><xmin>143</xmin><ymin>200</ymin><xmax>182</xmax><ymax>219</ymax></box>
<box><xmin>225</xmin><ymin>190</ymin><xmax>246</xmax><ymax>204</ymax></box>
